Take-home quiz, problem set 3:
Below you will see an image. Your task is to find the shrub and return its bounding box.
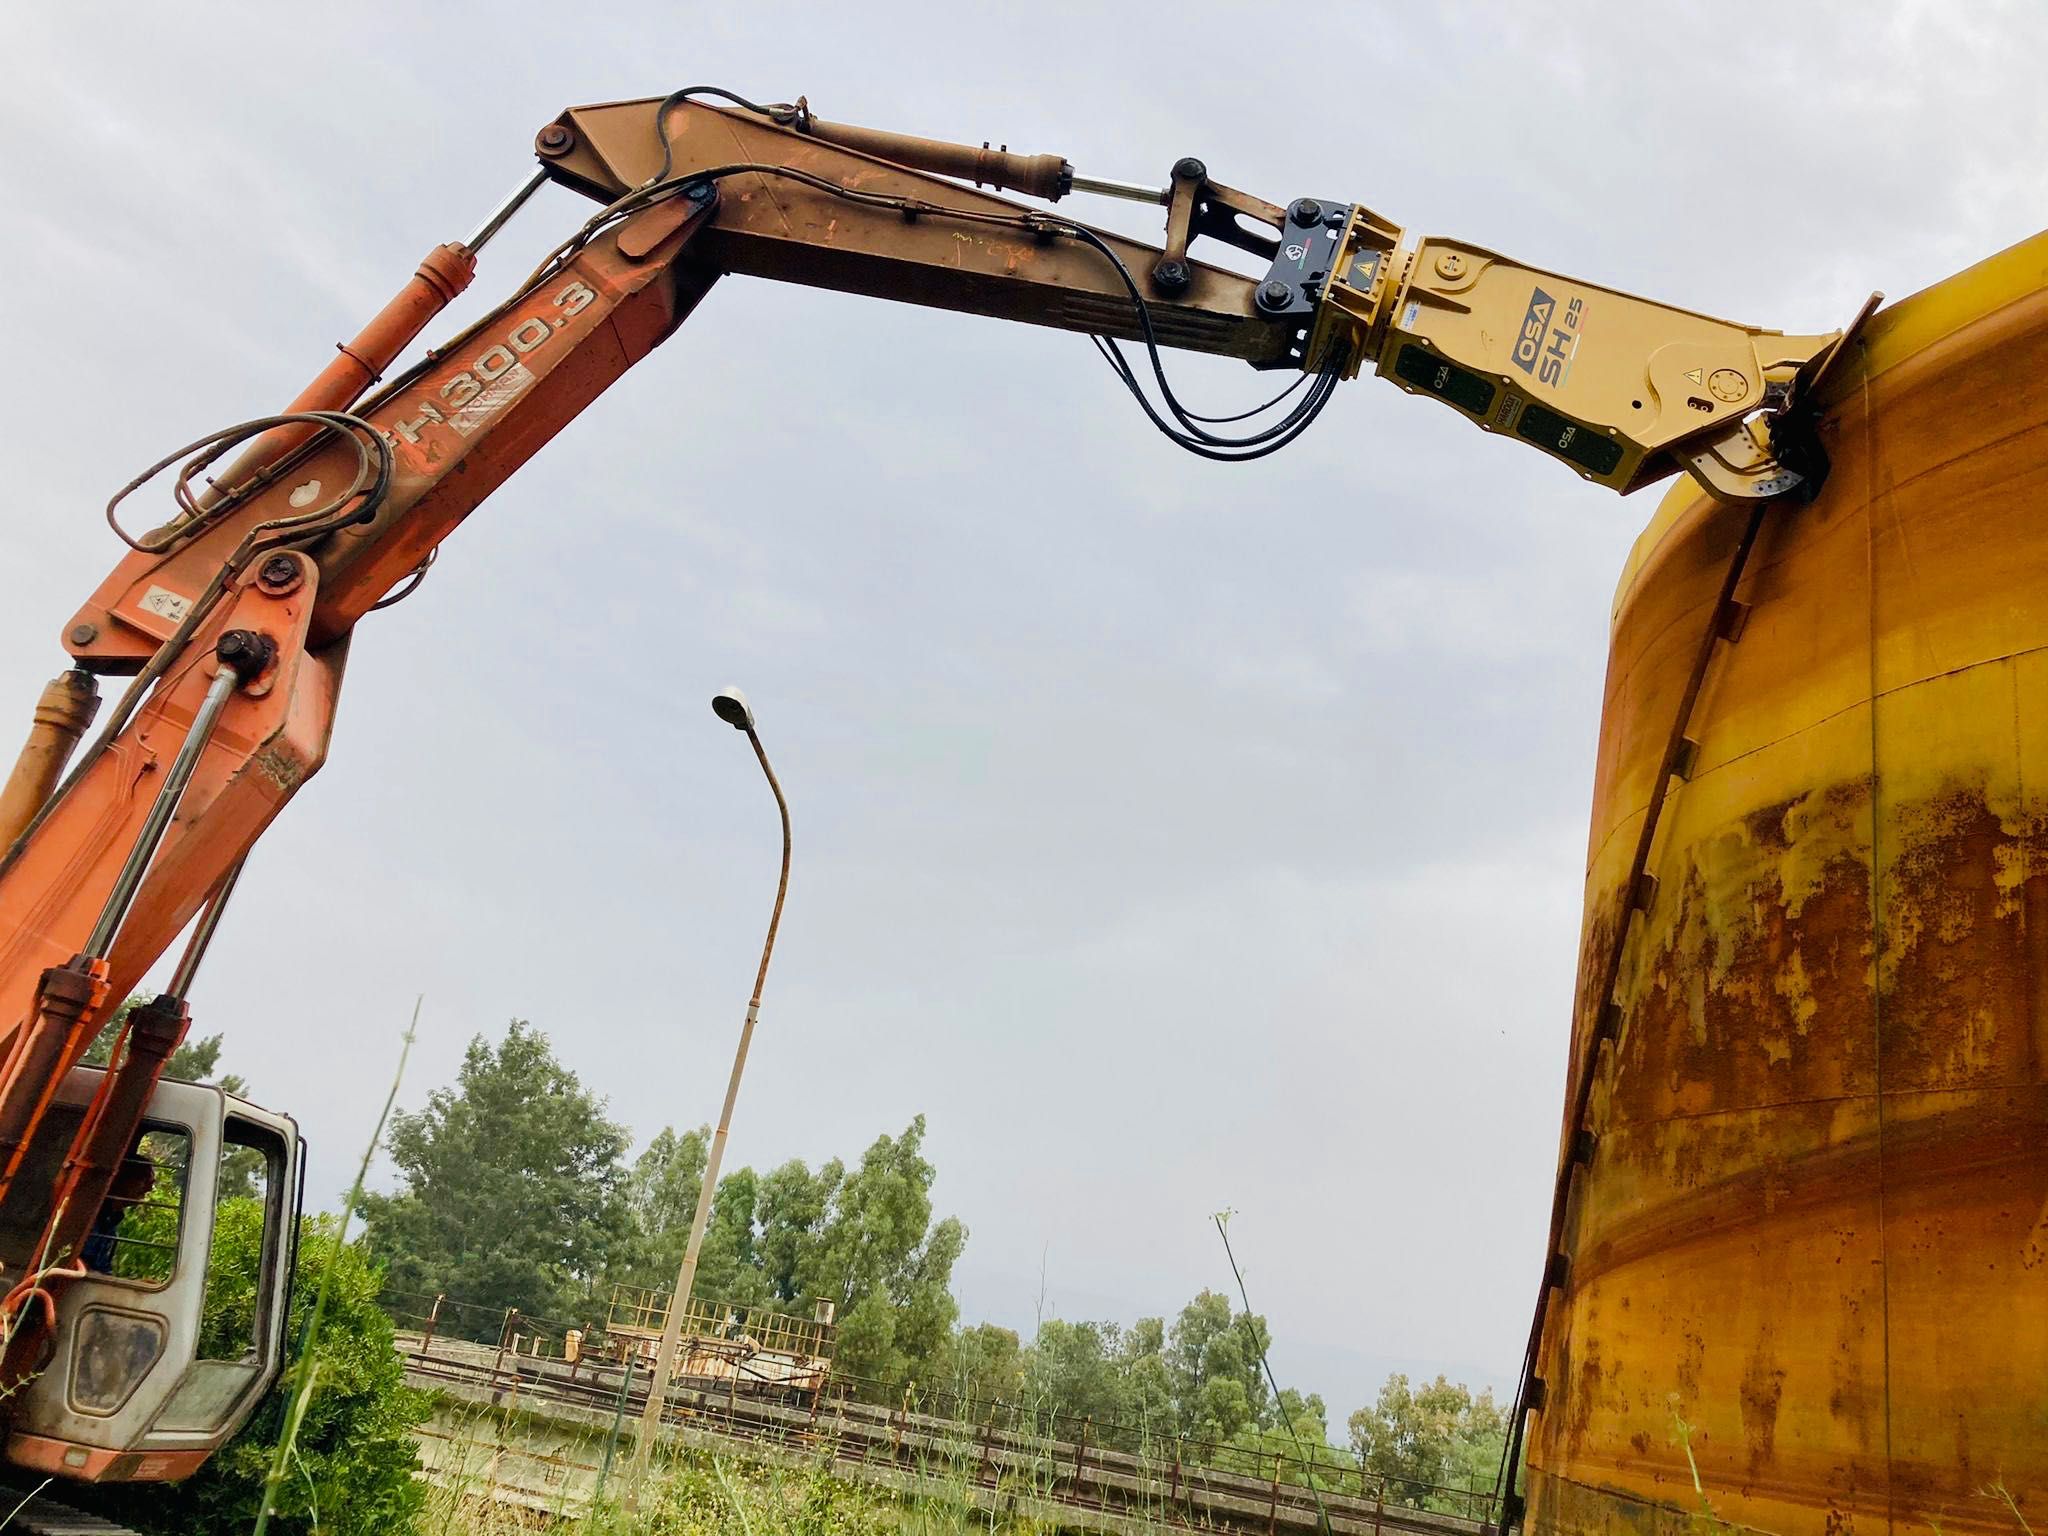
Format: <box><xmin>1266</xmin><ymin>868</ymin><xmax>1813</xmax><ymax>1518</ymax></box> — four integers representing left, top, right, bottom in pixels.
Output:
<box><xmin>97</xmin><ymin>1206</ymin><xmax>429</xmax><ymax>1536</ymax></box>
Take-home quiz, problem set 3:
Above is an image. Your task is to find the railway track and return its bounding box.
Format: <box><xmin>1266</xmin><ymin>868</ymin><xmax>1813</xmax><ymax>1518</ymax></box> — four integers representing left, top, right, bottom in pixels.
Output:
<box><xmin>398</xmin><ymin>1332</ymin><xmax>1498</xmax><ymax>1536</ymax></box>
<box><xmin>0</xmin><ymin>1482</ymin><xmax>141</xmax><ymax>1535</ymax></box>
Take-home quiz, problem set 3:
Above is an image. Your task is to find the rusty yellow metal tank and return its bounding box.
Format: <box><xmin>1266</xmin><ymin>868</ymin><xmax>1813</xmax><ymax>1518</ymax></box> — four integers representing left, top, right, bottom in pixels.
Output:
<box><xmin>1531</xmin><ymin>233</ymin><xmax>2048</xmax><ymax>1535</ymax></box>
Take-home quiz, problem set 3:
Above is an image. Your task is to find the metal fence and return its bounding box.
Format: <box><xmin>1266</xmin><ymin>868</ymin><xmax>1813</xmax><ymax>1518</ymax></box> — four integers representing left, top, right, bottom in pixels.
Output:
<box><xmin>375</xmin><ymin>1283</ymin><xmax>1499</xmax><ymax>1527</ymax></box>
<box><xmin>821</xmin><ymin>1364</ymin><xmax>1494</xmax><ymax>1520</ymax></box>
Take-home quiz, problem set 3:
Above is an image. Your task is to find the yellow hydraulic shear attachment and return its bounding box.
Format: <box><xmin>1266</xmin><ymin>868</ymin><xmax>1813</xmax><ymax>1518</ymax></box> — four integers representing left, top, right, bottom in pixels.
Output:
<box><xmin>1304</xmin><ymin>207</ymin><xmax>1876</xmax><ymax>501</ymax></box>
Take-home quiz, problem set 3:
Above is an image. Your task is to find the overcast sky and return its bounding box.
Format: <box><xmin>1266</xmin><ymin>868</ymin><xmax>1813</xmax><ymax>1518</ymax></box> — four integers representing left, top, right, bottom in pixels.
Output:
<box><xmin>4</xmin><ymin>2</ymin><xmax>2042</xmax><ymax>1420</ymax></box>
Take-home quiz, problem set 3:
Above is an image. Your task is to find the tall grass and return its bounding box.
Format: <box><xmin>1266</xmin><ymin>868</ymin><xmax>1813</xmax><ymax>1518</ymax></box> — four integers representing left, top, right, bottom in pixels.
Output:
<box><xmin>251</xmin><ymin>998</ymin><xmax>419</xmax><ymax>1535</ymax></box>
<box><xmin>415</xmin><ymin>1404</ymin><xmax>1051</xmax><ymax>1536</ymax></box>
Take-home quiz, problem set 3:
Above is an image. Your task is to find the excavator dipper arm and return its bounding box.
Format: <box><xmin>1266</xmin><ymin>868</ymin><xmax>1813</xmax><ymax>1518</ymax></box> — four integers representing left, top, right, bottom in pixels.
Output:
<box><xmin>531</xmin><ymin>95</ymin><xmax>1294</xmax><ymax>363</ymax></box>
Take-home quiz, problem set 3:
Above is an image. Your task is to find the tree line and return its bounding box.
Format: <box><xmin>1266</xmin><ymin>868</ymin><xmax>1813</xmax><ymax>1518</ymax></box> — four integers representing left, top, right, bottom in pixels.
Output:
<box><xmin>356</xmin><ymin>1020</ymin><xmax>1507</xmax><ymax>1507</ymax></box>
<box><xmin>356</xmin><ymin>1020</ymin><xmax>965</xmax><ymax>1387</ymax></box>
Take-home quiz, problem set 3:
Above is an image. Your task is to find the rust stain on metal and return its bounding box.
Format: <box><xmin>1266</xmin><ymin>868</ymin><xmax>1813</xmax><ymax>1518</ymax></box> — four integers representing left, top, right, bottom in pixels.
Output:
<box><xmin>251</xmin><ymin>744</ymin><xmax>307</xmax><ymax>794</ymax></box>
<box><xmin>1739</xmin><ymin>1324</ymin><xmax>1784</xmax><ymax>1475</ymax></box>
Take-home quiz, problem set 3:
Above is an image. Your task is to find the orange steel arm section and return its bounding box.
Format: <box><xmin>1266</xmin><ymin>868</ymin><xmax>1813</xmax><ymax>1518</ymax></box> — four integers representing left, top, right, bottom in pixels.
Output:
<box><xmin>5</xmin><ymin>93</ymin><xmax>1275</xmax><ymax>1079</ymax></box>
<box><xmin>64</xmin><ymin>98</ymin><xmax>1277</xmax><ymax>677</ymax></box>
<box><xmin>0</xmin><ymin>197</ymin><xmax>722</xmax><ymax>1060</ymax></box>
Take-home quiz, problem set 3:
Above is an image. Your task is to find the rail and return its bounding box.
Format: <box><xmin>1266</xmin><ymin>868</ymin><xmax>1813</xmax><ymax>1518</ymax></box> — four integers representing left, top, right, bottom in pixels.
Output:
<box><xmin>377</xmin><ymin>1283</ymin><xmax>1494</xmax><ymax>1520</ymax></box>
<box><xmin>392</xmin><ymin>1323</ymin><xmax>1500</xmax><ymax>1534</ymax></box>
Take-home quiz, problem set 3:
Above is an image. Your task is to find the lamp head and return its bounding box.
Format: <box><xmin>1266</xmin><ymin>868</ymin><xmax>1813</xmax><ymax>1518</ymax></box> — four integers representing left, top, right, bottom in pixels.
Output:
<box><xmin>711</xmin><ymin>687</ymin><xmax>755</xmax><ymax>731</ymax></box>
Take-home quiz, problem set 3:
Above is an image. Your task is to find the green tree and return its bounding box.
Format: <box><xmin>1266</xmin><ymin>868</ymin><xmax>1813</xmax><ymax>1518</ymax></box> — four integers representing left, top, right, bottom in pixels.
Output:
<box><xmin>83</xmin><ymin>993</ymin><xmax>247</xmax><ymax>1093</ymax></box>
<box><xmin>1347</xmin><ymin>1373</ymin><xmax>1506</xmax><ymax>1508</ymax></box>
<box><xmin>754</xmin><ymin>1154</ymin><xmax>842</xmax><ymax>1302</ymax></box>
<box><xmin>1442</xmin><ymin>1390</ymin><xmax>1507</xmax><ymax>1501</ymax></box>
<box><xmin>96</xmin><ymin>1207</ymin><xmax>428</xmax><ymax>1536</ymax></box>
<box><xmin>692</xmin><ymin>1164</ymin><xmax>768</xmax><ymax>1305</ymax></box>
<box><xmin>624</xmin><ymin>1124</ymin><xmax>708</xmax><ymax>1286</ymax></box>
<box><xmin>883</xmin><ymin>1206</ymin><xmax>966</xmax><ymax>1380</ymax></box>
<box><xmin>1022</xmin><ymin>1319</ymin><xmax>1132</xmax><ymax>1432</ymax></box>
<box><xmin>988</xmin><ymin>1290</ymin><xmax>1278</xmax><ymax>1454</ymax></box>
<box><xmin>358</xmin><ymin>1021</ymin><xmax>630</xmax><ymax>1329</ymax></box>
<box><xmin>1273</xmin><ymin>1386</ymin><xmax>1331</xmax><ymax>1439</ymax></box>
<box><xmin>625</xmin><ymin>1138</ymin><xmax>817</xmax><ymax>1309</ymax></box>
<box><xmin>1117</xmin><ymin>1316</ymin><xmax>1176</xmax><ymax>1441</ymax></box>
<box><xmin>613</xmin><ymin>1116</ymin><xmax>963</xmax><ymax>1394</ymax></box>
<box><xmin>800</xmin><ymin>1117</ymin><xmax>964</xmax><ymax>1387</ymax></box>
<box><xmin>1228</xmin><ymin>1386</ymin><xmax>1346</xmax><ymax>1487</ymax></box>
<box><xmin>1166</xmin><ymin>1288</ymin><xmax>1271</xmax><ymax>1441</ymax></box>
<box><xmin>939</xmin><ymin>1321</ymin><xmax>1025</xmax><ymax>1413</ymax></box>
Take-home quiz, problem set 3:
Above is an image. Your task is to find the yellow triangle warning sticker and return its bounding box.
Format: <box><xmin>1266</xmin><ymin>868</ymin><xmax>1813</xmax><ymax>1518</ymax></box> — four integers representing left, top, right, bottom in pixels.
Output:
<box><xmin>1684</xmin><ymin>367</ymin><xmax>1704</xmax><ymax>384</ymax></box>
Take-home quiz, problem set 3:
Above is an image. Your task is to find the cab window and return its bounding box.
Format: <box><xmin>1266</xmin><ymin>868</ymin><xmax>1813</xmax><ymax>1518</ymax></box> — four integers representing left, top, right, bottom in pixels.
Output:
<box><xmin>99</xmin><ymin>1128</ymin><xmax>190</xmax><ymax>1286</ymax></box>
<box><xmin>0</xmin><ymin>1108</ymin><xmax>189</xmax><ymax>1289</ymax></box>
<box><xmin>194</xmin><ymin>1118</ymin><xmax>287</xmax><ymax>1362</ymax></box>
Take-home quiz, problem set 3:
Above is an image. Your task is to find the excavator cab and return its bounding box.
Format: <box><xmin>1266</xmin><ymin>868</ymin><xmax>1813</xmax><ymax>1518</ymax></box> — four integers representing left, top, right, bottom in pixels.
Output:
<box><xmin>0</xmin><ymin>1066</ymin><xmax>300</xmax><ymax>1482</ymax></box>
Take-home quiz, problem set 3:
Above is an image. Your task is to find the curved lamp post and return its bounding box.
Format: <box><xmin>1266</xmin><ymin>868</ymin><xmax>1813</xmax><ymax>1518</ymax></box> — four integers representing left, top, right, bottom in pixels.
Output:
<box><xmin>626</xmin><ymin>687</ymin><xmax>792</xmax><ymax>1505</ymax></box>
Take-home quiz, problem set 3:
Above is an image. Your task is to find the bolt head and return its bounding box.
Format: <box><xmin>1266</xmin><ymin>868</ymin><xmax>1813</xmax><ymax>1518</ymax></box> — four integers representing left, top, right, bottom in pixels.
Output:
<box><xmin>536</xmin><ymin>123</ymin><xmax>575</xmax><ymax>157</ymax></box>
<box><xmin>1173</xmin><ymin>156</ymin><xmax>1207</xmax><ymax>182</ymax></box>
<box><xmin>69</xmin><ymin>623</ymin><xmax>99</xmax><ymax>647</ymax></box>
<box><xmin>1434</xmin><ymin>251</ymin><xmax>1467</xmax><ymax>280</ymax></box>
<box><xmin>1152</xmin><ymin>258</ymin><xmax>1192</xmax><ymax>295</ymax></box>
<box><xmin>1709</xmin><ymin>368</ymin><xmax>1750</xmax><ymax>404</ymax></box>
<box><xmin>1256</xmin><ymin>280</ymin><xmax>1293</xmax><ymax>312</ymax></box>
<box><xmin>214</xmin><ymin>629</ymin><xmax>275</xmax><ymax>677</ymax></box>
<box><xmin>1287</xmin><ymin>198</ymin><xmax>1324</xmax><ymax>227</ymax></box>
<box><xmin>256</xmin><ymin>553</ymin><xmax>305</xmax><ymax>597</ymax></box>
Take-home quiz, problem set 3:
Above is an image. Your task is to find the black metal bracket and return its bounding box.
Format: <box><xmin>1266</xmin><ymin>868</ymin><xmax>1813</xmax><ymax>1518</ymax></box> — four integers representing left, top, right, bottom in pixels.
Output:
<box><xmin>1243</xmin><ymin>196</ymin><xmax>1350</xmax><ymax>368</ymax></box>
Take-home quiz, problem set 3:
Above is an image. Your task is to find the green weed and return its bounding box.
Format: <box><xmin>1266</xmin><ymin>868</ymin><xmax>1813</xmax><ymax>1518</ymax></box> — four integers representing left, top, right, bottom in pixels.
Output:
<box><xmin>251</xmin><ymin>998</ymin><xmax>418</xmax><ymax>1535</ymax></box>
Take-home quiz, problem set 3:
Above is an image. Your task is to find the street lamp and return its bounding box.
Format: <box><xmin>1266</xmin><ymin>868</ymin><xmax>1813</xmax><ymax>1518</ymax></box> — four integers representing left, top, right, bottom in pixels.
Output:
<box><xmin>626</xmin><ymin>686</ymin><xmax>792</xmax><ymax>1505</ymax></box>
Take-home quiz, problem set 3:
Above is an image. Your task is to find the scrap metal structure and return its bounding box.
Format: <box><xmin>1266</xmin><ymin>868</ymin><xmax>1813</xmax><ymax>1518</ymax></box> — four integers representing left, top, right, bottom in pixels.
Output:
<box><xmin>603</xmin><ymin>1284</ymin><xmax>835</xmax><ymax>1396</ymax></box>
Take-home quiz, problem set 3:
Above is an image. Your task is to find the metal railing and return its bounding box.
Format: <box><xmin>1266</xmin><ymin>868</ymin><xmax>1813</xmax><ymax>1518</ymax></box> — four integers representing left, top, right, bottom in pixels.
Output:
<box><xmin>397</xmin><ymin>1330</ymin><xmax>1497</xmax><ymax>1535</ymax></box>
<box><xmin>378</xmin><ymin>1286</ymin><xmax>579</xmax><ymax>1352</ymax></box>
<box><xmin>822</xmin><ymin>1364</ymin><xmax>1496</xmax><ymax>1521</ymax></box>
<box><xmin>377</xmin><ymin>1283</ymin><xmax>1499</xmax><ymax>1528</ymax></box>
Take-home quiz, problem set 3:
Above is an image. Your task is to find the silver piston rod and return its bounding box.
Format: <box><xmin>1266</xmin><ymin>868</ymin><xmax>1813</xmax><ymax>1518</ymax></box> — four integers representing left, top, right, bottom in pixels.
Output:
<box><xmin>80</xmin><ymin>632</ymin><xmax>272</xmax><ymax>962</ymax></box>
<box><xmin>164</xmin><ymin>858</ymin><xmax>246</xmax><ymax>1001</ymax></box>
<box><xmin>1069</xmin><ymin>171</ymin><xmax>1167</xmax><ymax>205</ymax></box>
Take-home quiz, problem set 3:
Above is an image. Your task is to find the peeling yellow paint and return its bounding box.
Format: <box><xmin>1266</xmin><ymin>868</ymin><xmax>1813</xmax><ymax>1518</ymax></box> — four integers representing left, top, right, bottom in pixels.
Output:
<box><xmin>1991</xmin><ymin>839</ymin><xmax>2028</xmax><ymax>917</ymax></box>
<box><xmin>1774</xmin><ymin>950</ymin><xmax>1818</xmax><ymax>1037</ymax></box>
